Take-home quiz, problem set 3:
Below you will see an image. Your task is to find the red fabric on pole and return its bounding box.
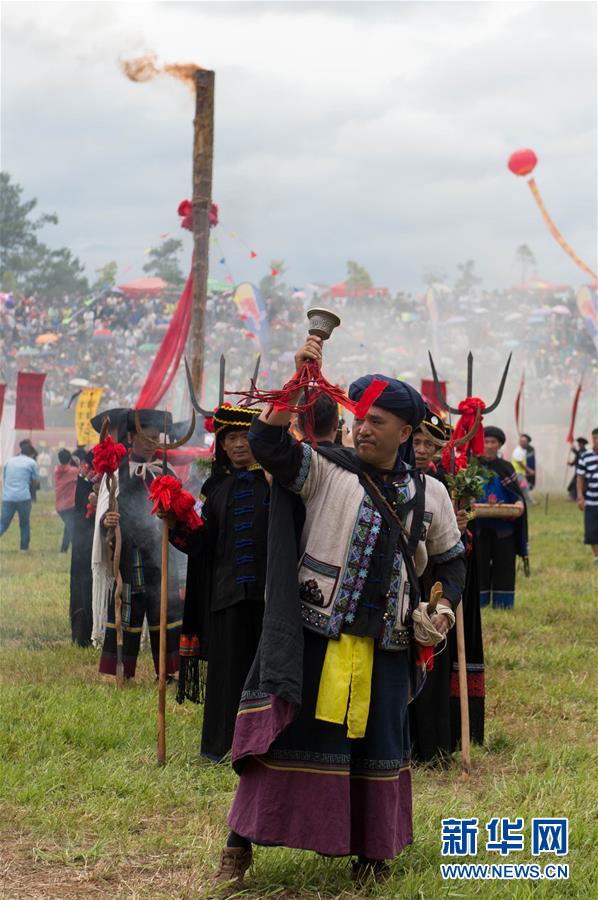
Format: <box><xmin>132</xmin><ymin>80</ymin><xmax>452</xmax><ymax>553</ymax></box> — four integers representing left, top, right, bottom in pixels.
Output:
<box><xmin>566</xmin><ymin>382</ymin><xmax>582</xmax><ymax>443</ymax></box>
<box><xmin>136</xmin><ymin>271</ymin><xmax>193</xmax><ymax>409</ymax></box>
<box><xmin>514</xmin><ymin>370</ymin><xmax>525</xmax><ymax>434</ymax></box>
<box><xmin>15</xmin><ymin>372</ymin><xmax>46</xmax><ymax>430</ymax></box>
<box><xmin>420</xmin><ymin>378</ymin><xmax>446</xmax><ymax>415</ymax></box>
<box><xmin>0</xmin><ymin>383</ymin><xmax>5</xmax><ymax>423</ymax></box>
<box><xmin>441</xmin><ymin>397</ymin><xmax>486</xmax><ymax>472</ymax></box>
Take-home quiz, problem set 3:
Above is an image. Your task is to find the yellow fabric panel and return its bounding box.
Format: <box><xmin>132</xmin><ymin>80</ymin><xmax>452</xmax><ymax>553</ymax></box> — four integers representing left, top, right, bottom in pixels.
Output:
<box><xmin>315</xmin><ymin>633</ymin><xmax>374</xmax><ymax>739</ymax></box>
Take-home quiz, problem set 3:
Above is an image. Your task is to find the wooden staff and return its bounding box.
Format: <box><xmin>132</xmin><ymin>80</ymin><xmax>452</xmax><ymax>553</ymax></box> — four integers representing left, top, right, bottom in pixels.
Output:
<box><xmin>134</xmin><ymin>411</ymin><xmax>196</xmax><ymax>765</ymax></box>
<box><xmin>108</xmin><ymin>473</ymin><xmax>124</xmax><ymax>688</ymax></box>
<box><xmin>157</xmin><ymin>504</ymin><xmax>169</xmax><ymax>765</ymax></box>
<box><xmin>455</xmin><ymin>589</ymin><xmax>471</xmax><ymax>777</ymax></box>
<box><xmin>157</xmin><ymin>414</ymin><xmax>171</xmax><ymax>767</ymax></box>
<box><xmin>100</xmin><ymin>419</ymin><xmax>124</xmax><ymax>688</ymax></box>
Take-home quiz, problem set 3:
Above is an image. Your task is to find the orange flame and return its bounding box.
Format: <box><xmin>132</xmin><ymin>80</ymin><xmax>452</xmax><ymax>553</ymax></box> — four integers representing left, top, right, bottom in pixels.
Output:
<box><xmin>121</xmin><ymin>53</ymin><xmax>203</xmax><ymax>92</ymax></box>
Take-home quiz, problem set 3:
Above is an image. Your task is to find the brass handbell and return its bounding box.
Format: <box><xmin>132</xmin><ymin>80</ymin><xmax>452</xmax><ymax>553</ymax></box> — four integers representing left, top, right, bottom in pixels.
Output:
<box><xmin>307</xmin><ymin>307</ymin><xmax>341</xmax><ymax>341</ymax></box>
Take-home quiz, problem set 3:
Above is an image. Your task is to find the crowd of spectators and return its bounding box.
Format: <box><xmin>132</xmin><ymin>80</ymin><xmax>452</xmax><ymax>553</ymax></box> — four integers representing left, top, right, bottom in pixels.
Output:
<box><xmin>1</xmin><ymin>280</ymin><xmax>595</xmax><ymax>435</ymax></box>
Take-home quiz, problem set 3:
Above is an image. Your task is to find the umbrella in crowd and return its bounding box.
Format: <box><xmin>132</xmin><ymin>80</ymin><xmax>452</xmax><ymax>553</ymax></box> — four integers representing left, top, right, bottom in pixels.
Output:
<box><xmin>35</xmin><ymin>333</ymin><xmax>60</xmax><ymax>345</ymax></box>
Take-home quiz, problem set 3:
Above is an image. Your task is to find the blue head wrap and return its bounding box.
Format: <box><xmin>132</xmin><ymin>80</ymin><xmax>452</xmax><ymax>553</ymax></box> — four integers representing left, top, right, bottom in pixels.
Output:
<box><xmin>348</xmin><ymin>375</ymin><xmax>425</xmax><ymax>468</ymax></box>
<box><xmin>348</xmin><ymin>375</ymin><xmax>425</xmax><ymax>427</ymax></box>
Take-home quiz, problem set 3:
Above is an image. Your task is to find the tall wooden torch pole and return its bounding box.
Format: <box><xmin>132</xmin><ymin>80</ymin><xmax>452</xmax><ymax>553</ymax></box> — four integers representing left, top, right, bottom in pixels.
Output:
<box><xmin>190</xmin><ymin>69</ymin><xmax>215</xmax><ymax>396</ymax></box>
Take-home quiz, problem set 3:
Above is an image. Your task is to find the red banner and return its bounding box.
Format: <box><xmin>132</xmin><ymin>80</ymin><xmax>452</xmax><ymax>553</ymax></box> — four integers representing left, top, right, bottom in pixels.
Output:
<box><xmin>420</xmin><ymin>378</ymin><xmax>446</xmax><ymax>415</ymax></box>
<box><xmin>566</xmin><ymin>382</ymin><xmax>583</xmax><ymax>444</ymax></box>
<box><xmin>15</xmin><ymin>372</ymin><xmax>46</xmax><ymax>430</ymax></box>
<box><xmin>136</xmin><ymin>270</ymin><xmax>193</xmax><ymax>409</ymax></box>
<box><xmin>0</xmin><ymin>384</ymin><xmax>5</xmax><ymax>423</ymax></box>
<box><xmin>514</xmin><ymin>370</ymin><xmax>525</xmax><ymax>434</ymax></box>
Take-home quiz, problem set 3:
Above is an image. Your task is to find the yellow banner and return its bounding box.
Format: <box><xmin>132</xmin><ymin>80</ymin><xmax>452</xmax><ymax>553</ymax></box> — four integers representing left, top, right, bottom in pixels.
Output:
<box><xmin>74</xmin><ymin>388</ymin><xmax>104</xmax><ymax>447</ymax></box>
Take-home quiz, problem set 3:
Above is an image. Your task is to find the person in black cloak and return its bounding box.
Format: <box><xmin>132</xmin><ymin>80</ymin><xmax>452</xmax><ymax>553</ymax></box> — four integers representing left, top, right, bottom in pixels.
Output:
<box><xmin>215</xmin><ymin>337</ymin><xmax>466</xmax><ymax>891</ymax></box>
<box><xmin>69</xmin><ymin>408</ymin><xmax>129</xmax><ymax>647</ymax></box>
<box><xmin>168</xmin><ymin>403</ymin><xmax>270</xmax><ymax>762</ymax></box>
<box><xmin>408</xmin><ymin>409</ymin><xmax>486</xmax><ymax>760</ymax></box>
<box><xmin>97</xmin><ymin>409</ymin><xmax>183</xmax><ymax>678</ymax></box>
<box><xmin>475</xmin><ymin>425</ymin><xmax>528</xmax><ymax>610</ymax></box>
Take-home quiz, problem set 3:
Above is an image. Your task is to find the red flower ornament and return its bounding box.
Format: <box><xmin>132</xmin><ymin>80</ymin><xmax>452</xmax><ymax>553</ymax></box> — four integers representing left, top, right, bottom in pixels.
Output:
<box><xmin>149</xmin><ymin>475</ymin><xmax>203</xmax><ymax>531</ymax></box>
<box><xmin>92</xmin><ymin>436</ymin><xmax>127</xmax><ymax>476</ymax></box>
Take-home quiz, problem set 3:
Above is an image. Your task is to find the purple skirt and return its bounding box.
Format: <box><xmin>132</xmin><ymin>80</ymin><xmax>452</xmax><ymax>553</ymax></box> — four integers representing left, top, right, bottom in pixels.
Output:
<box><xmin>228</xmin><ymin>629</ymin><xmax>413</xmax><ymax>860</ymax></box>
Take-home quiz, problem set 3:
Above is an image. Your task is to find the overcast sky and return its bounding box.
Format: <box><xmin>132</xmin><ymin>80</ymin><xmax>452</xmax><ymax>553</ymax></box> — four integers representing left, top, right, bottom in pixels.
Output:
<box><xmin>2</xmin><ymin>0</ymin><xmax>596</xmax><ymax>292</ymax></box>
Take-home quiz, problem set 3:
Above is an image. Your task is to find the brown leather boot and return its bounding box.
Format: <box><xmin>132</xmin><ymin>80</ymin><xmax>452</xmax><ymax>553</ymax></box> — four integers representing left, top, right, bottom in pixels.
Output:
<box><xmin>213</xmin><ymin>846</ymin><xmax>252</xmax><ymax>892</ymax></box>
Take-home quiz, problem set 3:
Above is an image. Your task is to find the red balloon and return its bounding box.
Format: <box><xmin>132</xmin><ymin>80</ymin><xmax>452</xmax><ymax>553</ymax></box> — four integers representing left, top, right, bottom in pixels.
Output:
<box><xmin>508</xmin><ymin>148</ymin><xmax>538</xmax><ymax>177</ymax></box>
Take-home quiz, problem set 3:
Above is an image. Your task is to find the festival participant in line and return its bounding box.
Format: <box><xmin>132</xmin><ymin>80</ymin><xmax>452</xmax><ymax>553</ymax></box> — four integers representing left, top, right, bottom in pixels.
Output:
<box><xmin>297</xmin><ymin>393</ymin><xmax>339</xmax><ymax>445</ymax></box>
<box><xmin>53</xmin><ymin>449</ymin><xmax>79</xmax><ymax>553</ymax></box>
<box><xmin>576</xmin><ymin>427</ymin><xmax>598</xmax><ymax>564</ymax></box>
<box><xmin>475</xmin><ymin>426</ymin><xmax>527</xmax><ymax>610</ymax></box>
<box><xmin>95</xmin><ymin>409</ymin><xmax>183</xmax><ymax>678</ymax></box>
<box><xmin>511</xmin><ymin>433</ymin><xmax>535</xmax><ymax>504</ymax></box>
<box><xmin>0</xmin><ymin>440</ymin><xmax>40</xmax><ymax>551</ymax></box>
<box><xmin>409</xmin><ymin>410</ymin><xmax>485</xmax><ymax>760</ymax></box>
<box><xmin>215</xmin><ymin>336</ymin><xmax>466</xmax><ymax>890</ymax></box>
<box><xmin>567</xmin><ymin>436</ymin><xmax>588</xmax><ymax>500</ymax></box>
<box><xmin>167</xmin><ymin>403</ymin><xmax>269</xmax><ymax>761</ymax></box>
<box><xmin>69</xmin><ymin>408</ymin><xmax>129</xmax><ymax>647</ymax></box>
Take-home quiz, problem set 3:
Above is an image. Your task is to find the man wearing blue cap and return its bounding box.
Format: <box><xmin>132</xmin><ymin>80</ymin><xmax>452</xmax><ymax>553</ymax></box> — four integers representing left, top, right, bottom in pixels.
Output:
<box><xmin>215</xmin><ymin>335</ymin><xmax>466</xmax><ymax>890</ymax></box>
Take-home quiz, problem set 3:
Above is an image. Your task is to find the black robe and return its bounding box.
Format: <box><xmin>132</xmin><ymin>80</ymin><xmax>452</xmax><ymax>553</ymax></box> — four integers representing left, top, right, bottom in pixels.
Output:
<box><xmin>231</xmin><ymin>425</ymin><xmax>465</xmax><ymax>775</ymax></box>
<box><xmin>173</xmin><ymin>466</ymin><xmax>270</xmax><ymax>761</ymax></box>
<box><xmin>410</xmin><ymin>464</ymin><xmax>485</xmax><ymax>761</ymax></box>
<box><xmin>69</xmin><ymin>454</ymin><xmax>98</xmax><ymax>646</ymax></box>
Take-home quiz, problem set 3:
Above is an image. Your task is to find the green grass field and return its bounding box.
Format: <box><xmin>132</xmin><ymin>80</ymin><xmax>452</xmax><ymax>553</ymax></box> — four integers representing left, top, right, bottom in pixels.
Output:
<box><xmin>0</xmin><ymin>495</ymin><xmax>596</xmax><ymax>898</ymax></box>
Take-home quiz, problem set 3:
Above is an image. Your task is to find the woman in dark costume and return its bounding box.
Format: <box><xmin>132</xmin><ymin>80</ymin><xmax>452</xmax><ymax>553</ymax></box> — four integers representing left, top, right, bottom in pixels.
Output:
<box><xmin>171</xmin><ymin>404</ymin><xmax>270</xmax><ymax>761</ymax></box>
<box><xmin>475</xmin><ymin>426</ymin><xmax>528</xmax><ymax>610</ymax></box>
<box><xmin>409</xmin><ymin>409</ymin><xmax>486</xmax><ymax>759</ymax></box>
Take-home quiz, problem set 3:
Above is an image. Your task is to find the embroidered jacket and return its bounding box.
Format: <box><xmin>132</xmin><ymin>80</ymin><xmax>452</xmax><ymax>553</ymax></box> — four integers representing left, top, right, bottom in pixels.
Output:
<box><xmin>249</xmin><ymin>419</ymin><xmax>464</xmax><ymax>652</ymax></box>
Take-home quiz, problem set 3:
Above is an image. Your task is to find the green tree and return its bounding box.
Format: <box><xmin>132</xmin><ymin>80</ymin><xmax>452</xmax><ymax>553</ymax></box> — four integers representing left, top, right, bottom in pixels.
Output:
<box><xmin>346</xmin><ymin>260</ymin><xmax>373</xmax><ymax>292</ymax></box>
<box><xmin>0</xmin><ymin>171</ymin><xmax>88</xmax><ymax>298</ymax></box>
<box><xmin>516</xmin><ymin>244</ymin><xmax>536</xmax><ymax>285</ymax></box>
<box><xmin>92</xmin><ymin>260</ymin><xmax>118</xmax><ymax>292</ymax></box>
<box><xmin>454</xmin><ymin>260</ymin><xmax>482</xmax><ymax>295</ymax></box>
<box><xmin>142</xmin><ymin>238</ymin><xmax>184</xmax><ymax>286</ymax></box>
<box><xmin>422</xmin><ymin>266</ymin><xmax>448</xmax><ymax>287</ymax></box>
<box><xmin>259</xmin><ymin>259</ymin><xmax>287</xmax><ymax>298</ymax></box>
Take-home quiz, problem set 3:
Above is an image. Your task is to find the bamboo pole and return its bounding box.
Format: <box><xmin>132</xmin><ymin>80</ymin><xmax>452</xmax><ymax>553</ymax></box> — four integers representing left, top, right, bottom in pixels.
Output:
<box><xmin>451</xmin><ymin>492</ymin><xmax>471</xmax><ymax>778</ymax></box>
<box><xmin>455</xmin><ymin>602</ymin><xmax>471</xmax><ymax>778</ymax></box>
<box><xmin>157</xmin><ymin>517</ymin><xmax>169</xmax><ymax>766</ymax></box>
<box><xmin>108</xmin><ymin>473</ymin><xmax>124</xmax><ymax>689</ymax></box>
<box><xmin>190</xmin><ymin>69</ymin><xmax>215</xmax><ymax>397</ymax></box>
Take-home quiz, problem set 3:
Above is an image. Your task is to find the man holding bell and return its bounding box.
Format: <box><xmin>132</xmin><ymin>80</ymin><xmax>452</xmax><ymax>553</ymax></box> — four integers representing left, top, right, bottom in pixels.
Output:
<box><xmin>215</xmin><ymin>331</ymin><xmax>466</xmax><ymax>890</ymax></box>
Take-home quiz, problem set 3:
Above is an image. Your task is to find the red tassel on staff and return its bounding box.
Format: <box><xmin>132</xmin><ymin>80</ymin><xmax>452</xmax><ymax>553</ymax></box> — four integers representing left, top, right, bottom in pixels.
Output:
<box><xmin>566</xmin><ymin>381</ymin><xmax>583</xmax><ymax>444</ymax></box>
<box><xmin>232</xmin><ymin>363</ymin><xmax>388</xmax><ymax>444</ymax></box>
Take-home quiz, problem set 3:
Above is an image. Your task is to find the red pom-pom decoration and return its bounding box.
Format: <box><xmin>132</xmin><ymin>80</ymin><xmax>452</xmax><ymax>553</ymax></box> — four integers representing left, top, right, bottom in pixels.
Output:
<box><xmin>92</xmin><ymin>436</ymin><xmax>127</xmax><ymax>476</ymax></box>
<box><xmin>508</xmin><ymin>148</ymin><xmax>538</xmax><ymax>177</ymax></box>
<box><xmin>149</xmin><ymin>475</ymin><xmax>203</xmax><ymax>530</ymax></box>
<box><xmin>178</xmin><ymin>199</ymin><xmax>218</xmax><ymax>231</ymax></box>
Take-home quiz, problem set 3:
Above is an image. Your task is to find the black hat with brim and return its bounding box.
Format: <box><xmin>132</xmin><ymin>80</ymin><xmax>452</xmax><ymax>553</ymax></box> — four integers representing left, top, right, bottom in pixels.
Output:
<box><xmin>484</xmin><ymin>425</ymin><xmax>506</xmax><ymax>445</ymax></box>
<box><xmin>90</xmin><ymin>407</ymin><xmax>130</xmax><ymax>441</ymax></box>
<box><xmin>126</xmin><ymin>408</ymin><xmax>173</xmax><ymax>435</ymax></box>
